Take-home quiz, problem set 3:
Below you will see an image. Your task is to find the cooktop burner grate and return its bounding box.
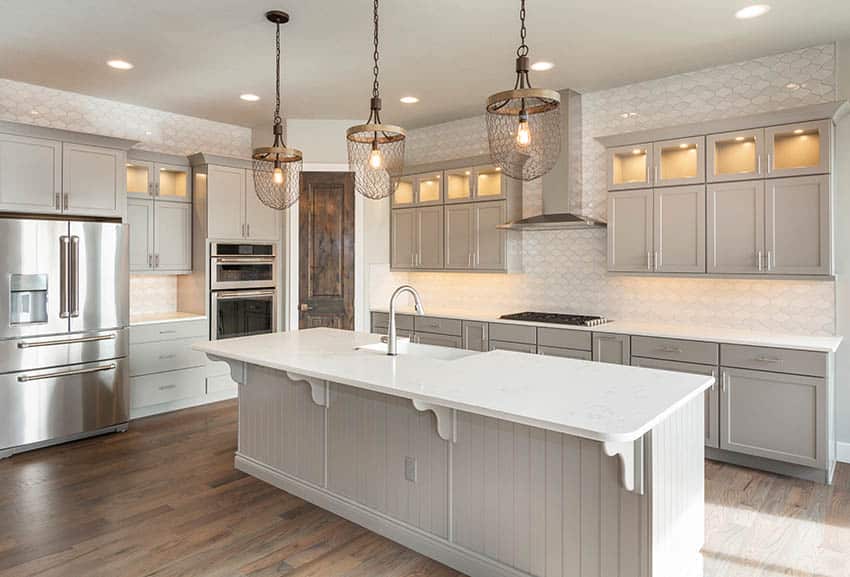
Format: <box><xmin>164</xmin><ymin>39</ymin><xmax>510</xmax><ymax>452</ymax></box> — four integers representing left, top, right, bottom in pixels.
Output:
<box><xmin>499</xmin><ymin>312</ymin><xmax>609</xmax><ymax>327</ymax></box>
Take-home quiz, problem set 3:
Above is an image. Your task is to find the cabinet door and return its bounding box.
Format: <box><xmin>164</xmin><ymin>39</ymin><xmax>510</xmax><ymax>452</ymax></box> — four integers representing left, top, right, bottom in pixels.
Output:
<box><xmin>391</xmin><ymin>175</ymin><xmax>415</xmax><ymax>207</ymax></box>
<box><xmin>592</xmin><ymin>333</ymin><xmax>630</xmax><ymax>365</ymax></box>
<box><xmin>462</xmin><ymin>321</ymin><xmax>488</xmax><ymax>351</ymax></box>
<box><xmin>0</xmin><ymin>134</ymin><xmax>62</xmax><ymax>214</ymax></box>
<box><xmin>607</xmin><ymin>188</ymin><xmax>653</xmax><ymax>272</ymax></box>
<box><xmin>474</xmin><ymin>165</ymin><xmax>505</xmax><ymax>200</ymax></box>
<box><xmin>414</xmin><ymin>332</ymin><xmax>462</xmax><ymax>348</ymax></box>
<box><xmin>652</xmin><ymin>136</ymin><xmax>705</xmax><ymax>187</ymax></box>
<box><xmin>126</xmin><ymin>160</ymin><xmax>155</xmax><ymax>199</ymax></box>
<box><xmin>155</xmin><ymin>163</ymin><xmax>190</xmax><ymax>202</ymax></box>
<box><xmin>62</xmin><ymin>143</ymin><xmax>123</xmax><ymax>217</ymax></box>
<box><xmin>416</xmin><ymin>205</ymin><xmax>444</xmax><ymax>269</ymax></box>
<box><xmin>653</xmin><ymin>185</ymin><xmax>705</xmax><ymax>273</ymax></box>
<box><xmin>707</xmin><ymin>180</ymin><xmax>765</xmax><ymax>273</ymax></box>
<box><xmin>244</xmin><ymin>171</ymin><xmax>280</xmax><ymax>240</ymax></box>
<box><xmin>766</xmin><ymin>120</ymin><xmax>831</xmax><ymax>178</ymax></box>
<box><xmin>607</xmin><ymin>144</ymin><xmax>652</xmax><ymax>190</ymax></box>
<box><xmin>414</xmin><ymin>172</ymin><xmax>443</xmax><ymax>205</ymax></box>
<box><xmin>207</xmin><ymin>165</ymin><xmax>245</xmax><ymax>240</ymax></box>
<box><xmin>631</xmin><ymin>357</ymin><xmax>718</xmax><ymax>448</ymax></box>
<box><xmin>444</xmin><ymin>203</ymin><xmax>474</xmax><ymax>269</ymax></box>
<box><xmin>154</xmin><ymin>201</ymin><xmax>192</xmax><ymax>272</ymax></box>
<box><xmin>720</xmin><ymin>367</ymin><xmax>825</xmax><ymax>468</ymax></box>
<box><xmin>445</xmin><ymin>168</ymin><xmax>473</xmax><ymax>203</ymax></box>
<box><xmin>706</xmin><ymin>129</ymin><xmax>765</xmax><ymax>183</ymax></box>
<box><xmin>127</xmin><ymin>199</ymin><xmax>154</xmax><ymax>272</ymax></box>
<box><xmin>764</xmin><ymin>175</ymin><xmax>830</xmax><ymax>275</ymax></box>
<box><xmin>474</xmin><ymin>201</ymin><xmax>507</xmax><ymax>270</ymax></box>
<box><xmin>391</xmin><ymin>208</ymin><xmax>416</xmax><ymax>269</ymax></box>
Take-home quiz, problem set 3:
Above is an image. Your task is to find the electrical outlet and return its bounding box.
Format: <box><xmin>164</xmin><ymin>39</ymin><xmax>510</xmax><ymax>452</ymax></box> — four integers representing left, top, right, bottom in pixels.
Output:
<box><xmin>404</xmin><ymin>456</ymin><xmax>417</xmax><ymax>482</ymax></box>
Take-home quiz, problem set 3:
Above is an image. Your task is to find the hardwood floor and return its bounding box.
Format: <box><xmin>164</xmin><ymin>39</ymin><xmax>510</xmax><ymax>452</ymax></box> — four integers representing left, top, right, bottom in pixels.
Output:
<box><xmin>0</xmin><ymin>401</ymin><xmax>848</xmax><ymax>577</ymax></box>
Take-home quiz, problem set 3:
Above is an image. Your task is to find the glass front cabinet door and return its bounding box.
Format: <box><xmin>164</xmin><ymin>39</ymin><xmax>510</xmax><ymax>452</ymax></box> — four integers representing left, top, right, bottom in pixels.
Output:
<box><xmin>392</xmin><ymin>176</ymin><xmax>415</xmax><ymax>206</ymax></box>
<box><xmin>766</xmin><ymin>120</ymin><xmax>831</xmax><ymax>178</ymax></box>
<box><xmin>156</xmin><ymin>163</ymin><xmax>190</xmax><ymax>201</ymax></box>
<box><xmin>126</xmin><ymin>160</ymin><xmax>154</xmax><ymax>198</ymax></box>
<box><xmin>607</xmin><ymin>144</ymin><xmax>652</xmax><ymax>190</ymax></box>
<box><xmin>706</xmin><ymin>129</ymin><xmax>765</xmax><ymax>182</ymax></box>
<box><xmin>475</xmin><ymin>165</ymin><xmax>505</xmax><ymax>199</ymax></box>
<box><xmin>652</xmin><ymin>136</ymin><xmax>705</xmax><ymax>187</ymax></box>
<box><xmin>416</xmin><ymin>172</ymin><xmax>443</xmax><ymax>205</ymax></box>
<box><xmin>445</xmin><ymin>169</ymin><xmax>473</xmax><ymax>203</ymax></box>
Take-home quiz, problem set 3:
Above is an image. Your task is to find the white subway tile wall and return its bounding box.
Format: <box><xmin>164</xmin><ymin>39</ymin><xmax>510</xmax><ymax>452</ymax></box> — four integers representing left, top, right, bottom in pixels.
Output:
<box><xmin>375</xmin><ymin>44</ymin><xmax>838</xmax><ymax>336</ymax></box>
<box><xmin>129</xmin><ymin>275</ymin><xmax>178</xmax><ymax>316</ymax></box>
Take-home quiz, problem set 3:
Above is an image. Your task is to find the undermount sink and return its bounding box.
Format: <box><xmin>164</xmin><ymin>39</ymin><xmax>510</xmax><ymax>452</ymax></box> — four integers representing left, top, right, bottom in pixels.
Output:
<box><xmin>356</xmin><ymin>340</ymin><xmax>477</xmax><ymax>361</ymax></box>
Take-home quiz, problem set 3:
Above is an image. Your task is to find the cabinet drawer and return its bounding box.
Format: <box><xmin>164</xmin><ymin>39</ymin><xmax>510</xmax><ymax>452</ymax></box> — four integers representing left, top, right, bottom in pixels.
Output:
<box><xmin>632</xmin><ymin>336</ymin><xmax>718</xmax><ymax>365</ymax></box>
<box><xmin>414</xmin><ymin>316</ymin><xmax>462</xmax><ymax>336</ymax></box>
<box><xmin>537</xmin><ymin>345</ymin><xmax>592</xmax><ymax>360</ymax></box>
<box><xmin>489</xmin><ymin>339</ymin><xmax>536</xmax><ymax>354</ymax></box>
<box><xmin>207</xmin><ymin>373</ymin><xmax>237</xmax><ymax>395</ymax></box>
<box><xmin>720</xmin><ymin>344</ymin><xmax>826</xmax><ymax>378</ymax></box>
<box><xmin>129</xmin><ymin>337</ymin><xmax>206</xmax><ymax>377</ymax></box>
<box><xmin>371</xmin><ymin>312</ymin><xmax>413</xmax><ymax>332</ymax></box>
<box><xmin>413</xmin><ymin>332</ymin><xmax>463</xmax><ymax>348</ymax></box>
<box><xmin>130</xmin><ymin>366</ymin><xmax>206</xmax><ymax>409</ymax></box>
<box><xmin>537</xmin><ymin>327</ymin><xmax>591</xmax><ymax>351</ymax></box>
<box><xmin>488</xmin><ymin>323</ymin><xmax>536</xmax><ymax>345</ymax></box>
<box><xmin>130</xmin><ymin>319</ymin><xmax>207</xmax><ymax>344</ymax></box>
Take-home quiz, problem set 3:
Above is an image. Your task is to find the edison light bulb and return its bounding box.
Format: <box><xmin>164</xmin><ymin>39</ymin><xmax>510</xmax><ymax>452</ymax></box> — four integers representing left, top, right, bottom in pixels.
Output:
<box><xmin>272</xmin><ymin>166</ymin><xmax>284</xmax><ymax>184</ymax></box>
<box><xmin>516</xmin><ymin>118</ymin><xmax>531</xmax><ymax>147</ymax></box>
<box><xmin>369</xmin><ymin>147</ymin><xmax>383</xmax><ymax>169</ymax></box>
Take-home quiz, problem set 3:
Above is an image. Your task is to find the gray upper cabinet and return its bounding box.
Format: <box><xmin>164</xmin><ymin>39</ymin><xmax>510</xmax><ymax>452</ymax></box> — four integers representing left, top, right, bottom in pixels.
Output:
<box><xmin>416</xmin><ymin>205</ymin><xmax>444</xmax><ymax>269</ymax></box>
<box><xmin>474</xmin><ymin>201</ymin><xmax>506</xmax><ymax>270</ymax></box>
<box><xmin>592</xmin><ymin>333</ymin><xmax>630</xmax><ymax>365</ymax></box>
<box><xmin>62</xmin><ymin>143</ymin><xmax>124</xmax><ymax>218</ymax></box>
<box><xmin>607</xmin><ymin>188</ymin><xmax>653</xmax><ymax>272</ymax></box>
<box><xmin>0</xmin><ymin>134</ymin><xmax>62</xmax><ymax>214</ymax></box>
<box><xmin>392</xmin><ymin>172</ymin><xmax>443</xmax><ymax>207</ymax></box>
<box><xmin>391</xmin><ymin>208</ymin><xmax>417</xmax><ymax>269</ymax></box>
<box><xmin>720</xmin><ymin>366</ymin><xmax>825</xmax><ymax>468</ymax></box>
<box><xmin>444</xmin><ymin>203</ymin><xmax>474</xmax><ymax>269</ymax></box>
<box><xmin>652</xmin><ymin>136</ymin><xmax>705</xmax><ymax>187</ymax></box>
<box><xmin>127</xmin><ymin>159</ymin><xmax>190</xmax><ymax>202</ymax></box>
<box><xmin>653</xmin><ymin>185</ymin><xmax>706</xmax><ymax>273</ymax></box>
<box><xmin>126</xmin><ymin>160</ymin><xmax>155</xmax><ymax>199</ymax></box>
<box><xmin>127</xmin><ymin>198</ymin><xmax>154</xmax><ymax>272</ymax></box>
<box><xmin>707</xmin><ymin>180</ymin><xmax>765</xmax><ymax>274</ymax></box>
<box><xmin>706</xmin><ymin>129</ymin><xmax>765</xmax><ymax>183</ymax></box>
<box><xmin>766</xmin><ymin>120</ymin><xmax>831</xmax><ymax>178</ymax></box>
<box><xmin>207</xmin><ymin>165</ymin><xmax>245</xmax><ymax>240</ymax></box>
<box><xmin>244</xmin><ymin>170</ymin><xmax>280</xmax><ymax>240</ymax></box>
<box><xmin>607</xmin><ymin>143</ymin><xmax>652</xmax><ymax>190</ymax></box>
<box><xmin>154</xmin><ymin>201</ymin><xmax>192</xmax><ymax>272</ymax></box>
<box><xmin>764</xmin><ymin>175</ymin><xmax>831</xmax><ymax>275</ymax></box>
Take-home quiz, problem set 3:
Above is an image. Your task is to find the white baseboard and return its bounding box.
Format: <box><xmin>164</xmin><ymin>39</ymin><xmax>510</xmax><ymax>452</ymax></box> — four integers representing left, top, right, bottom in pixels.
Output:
<box><xmin>837</xmin><ymin>441</ymin><xmax>850</xmax><ymax>464</ymax></box>
<box><xmin>130</xmin><ymin>389</ymin><xmax>237</xmax><ymax>420</ymax></box>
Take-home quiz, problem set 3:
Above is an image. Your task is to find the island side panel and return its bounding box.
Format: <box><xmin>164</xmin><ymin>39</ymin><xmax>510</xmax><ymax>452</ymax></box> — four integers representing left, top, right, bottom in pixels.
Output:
<box><xmin>237</xmin><ymin>365</ymin><xmax>326</xmax><ymax>486</ymax></box>
<box><xmin>452</xmin><ymin>412</ymin><xmax>648</xmax><ymax>577</ymax></box>
<box><xmin>327</xmin><ymin>384</ymin><xmax>450</xmax><ymax>539</ymax></box>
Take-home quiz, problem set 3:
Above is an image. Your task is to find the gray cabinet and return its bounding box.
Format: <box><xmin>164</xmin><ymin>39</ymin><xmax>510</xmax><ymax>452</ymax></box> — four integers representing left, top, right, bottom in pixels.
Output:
<box><xmin>592</xmin><ymin>333</ymin><xmax>630</xmax><ymax>365</ymax></box>
<box><xmin>244</xmin><ymin>171</ymin><xmax>280</xmax><ymax>240</ymax></box>
<box><xmin>720</xmin><ymin>367</ymin><xmax>825</xmax><ymax>468</ymax></box>
<box><xmin>207</xmin><ymin>165</ymin><xmax>245</xmax><ymax>240</ymax></box>
<box><xmin>707</xmin><ymin>180</ymin><xmax>765</xmax><ymax>273</ymax></box>
<box><xmin>765</xmin><ymin>120</ymin><xmax>831</xmax><ymax>178</ymax></box>
<box><xmin>538</xmin><ymin>345</ymin><xmax>592</xmax><ymax>360</ymax></box>
<box><xmin>652</xmin><ymin>136</ymin><xmax>705</xmax><ymax>187</ymax></box>
<box><xmin>607</xmin><ymin>188</ymin><xmax>653</xmax><ymax>272</ymax></box>
<box><xmin>127</xmin><ymin>199</ymin><xmax>154</xmax><ymax>272</ymax></box>
<box><xmin>764</xmin><ymin>175</ymin><xmax>830</xmax><ymax>275</ymax></box>
<box><xmin>706</xmin><ymin>129</ymin><xmax>765</xmax><ymax>183</ymax></box>
<box><xmin>414</xmin><ymin>332</ymin><xmax>462</xmax><ymax>348</ymax></box>
<box><xmin>489</xmin><ymin>340</ymin><xmax>536</xmax><ymax>353</ymax></box>
<box><xmin>462</xmin><ymin>321</ymin><xmax>488</xmax><ymax>351</ymax></box>
<box><xmin>0</xmin><ymin>133</ymin><xmax>62</xmax><ymax>214</ymax></box>
<box><xmin>154</xmin><ymin>202</ymin><xmax>192</xmax><ymax>272</ymax></box>
<box><xmin>653</xmin><ymin>185</ymin><xmax>705</xmax><ymax>273</ymax></box>
<box><xmin>444</xmin><ymin>203</ymin><xmax>474</xmax><ymax>269</ymax></box>
<box><xmin>62</xmin><ymin>143</ymin><xmax>124</xmax><ymax>218</ymax></box>
<box><xmin>391</xmin><ymin>208</ymin><xmax>417</xmax><ymax>269</ymax></box>
<box><xmin>126</xmin><ymin>159</ymin><xmax>190</xmax><ymax>202</ymax></box>
<box><xmin>416</xmin><ymin>205</ymin><xmax>444</xmax><ymax>269</ymax></box>
<box><xmin>632</xmin><ymin>356</ymin><xmax>719</xmax><ymax>448</ymax></box>
<box><xmin>474</xmin><ymin>201</ymin><xmax>507</xmax><ymax>270</ymax></box>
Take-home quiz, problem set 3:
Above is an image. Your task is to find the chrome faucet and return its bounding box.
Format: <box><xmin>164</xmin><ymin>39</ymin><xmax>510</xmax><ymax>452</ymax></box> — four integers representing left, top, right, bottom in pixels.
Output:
<box><xmin>388</xmin><ymin>285</ymin><xmax>424</xmax><ymax>356</ymax></box>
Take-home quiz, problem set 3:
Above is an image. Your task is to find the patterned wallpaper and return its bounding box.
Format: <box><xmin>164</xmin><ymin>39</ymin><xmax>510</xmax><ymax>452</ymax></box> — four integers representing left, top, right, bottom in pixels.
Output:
<box><xmin>373</xmin><ymin>44</ymin><xmax>838</xmax><ymax>336</ymax></box>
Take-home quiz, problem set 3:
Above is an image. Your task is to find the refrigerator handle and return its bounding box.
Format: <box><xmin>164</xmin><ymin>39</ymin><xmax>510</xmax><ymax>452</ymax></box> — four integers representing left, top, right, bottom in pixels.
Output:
<box><xmin>59</xmin><ymin>235</ymin><xmax>70</xmax><ymax>319</ymax></box>
<box><xmin>70</xmin><ymin>236</ymin><xmax>80</xmax><ymax>317</ymax></box>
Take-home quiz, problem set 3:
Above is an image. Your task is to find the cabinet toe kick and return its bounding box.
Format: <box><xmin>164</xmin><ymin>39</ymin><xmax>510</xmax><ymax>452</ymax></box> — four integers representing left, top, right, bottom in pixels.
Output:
<box><xmin>411</xmin><ymin>399</ymin><xmax>456</xmax><ymax>443</ymax></box>
<box><xmin>603</xmin><ymin>437</ymin><xmax>646</xmax><ymax>495</ymax></box>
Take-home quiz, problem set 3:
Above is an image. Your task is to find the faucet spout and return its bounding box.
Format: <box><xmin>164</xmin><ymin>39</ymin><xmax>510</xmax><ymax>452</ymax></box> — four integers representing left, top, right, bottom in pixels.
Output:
<box><xmin>387</xmin><ymin>285</ymin><xmax>425</xmax><ymax>356</ymax></box>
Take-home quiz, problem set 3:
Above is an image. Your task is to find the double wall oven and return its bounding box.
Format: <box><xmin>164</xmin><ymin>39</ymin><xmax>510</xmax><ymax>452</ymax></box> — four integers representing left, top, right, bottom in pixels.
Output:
<box><xmin>210</xmin><ymin>242</ymin><xmax>277</xmax><ymax>340</ymax></box>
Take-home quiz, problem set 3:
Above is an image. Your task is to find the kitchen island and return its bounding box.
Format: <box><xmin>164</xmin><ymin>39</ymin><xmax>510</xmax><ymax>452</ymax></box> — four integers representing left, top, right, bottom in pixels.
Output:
<box><xmin>195</xmin><ymin>328</ymin><xmax>714</xmax><ymax>577</ymax></box>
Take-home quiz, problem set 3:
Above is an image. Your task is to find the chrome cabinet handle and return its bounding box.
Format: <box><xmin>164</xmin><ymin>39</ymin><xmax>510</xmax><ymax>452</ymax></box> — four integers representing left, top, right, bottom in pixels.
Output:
<box><xmin>55</xmin><ymin>192</ymin><xmax>61</xmax><ymax>210</ymax></box>
<box><xmin>154</xmin><ymin>254</ymin><xmax>160</xmax><ymax>267</ymax></box>
<box><xmin>63</xmin><ymin>193</ymin><xmax>69</xmax><ymax>210</ymax></box>
<box><xmin>653</xmin><ymin>251</ymin><xmax>659</xmax><ymax>270</ymax></box>
<box><xmin>766</xmin><ymin>250</ymin><xmax>773</xmax><ymax>271</ymax></box>
<box><xmin>721</xmin><ymin>372</ymin><xmax>729</xmax><ymax>393</ymax></box>
<box><xmin>757</xmin><ymin>250</ymin><xmax>763</xmax><ymax>272</ymax></box>
<box><xmin>213</xmin><ymin>257</ymin><xmax>275</xmax><ymax>264</ymax></box>
<box><xmin>659</xmin><ymin>346</ymin><xmax>683</xmax><ymax>354</ymax></box>
<box><xmin>18</xmin><ymin>362</ymin><xmax>116</xmax><ymax>382</ymax></box>
<box><xmin>158</xmin><ymin>354</ymin><xmax>177</xmax><ymax>360</ymax></box>
<box><xmin>215</xmin><ymin>289</ymin><xmax>275</xmax><ymax>299</ymax></box>
<box><xmin>654</xmin><ymin>165</ymin><xmax>659</xmax><ymax>183</ymax></box>
<box><xmin>646</xmin><ymin>165</ymin><xmax>650</xmax><ymax>184</ymax></box>
<box><xmin>754</xmin><ymin>355</ymin><xmax>782</xmax><ymax>364</ymax></box>
<box><xmin>767</xmin><ymin>153</ymin><xmax>772</xmax><ymax>174</ymax></box>
<box><xmin>757</xmin><ymin>154</ymin><xmax>762</xmax><ymax>175</ymax></box>
<box><xmin>159</xmin><ymin>329</ymin><xmax>177</xmax><ymax>335</ymax></box>
<box><xmin>158</xmin><ymin>384</ymin><xmax>177</xmax><ymax>391</ymax></box>
<box><xmin>148</xmin><ymin>254</ymin><xmax>153</xmax><ymax>268</ymax></box>
<box><xmin>18</xmin><ymin>333</ymin><xmax>116</xmax><ymax>349</ymax></box>
<box><xmin>155</xmin><ymin>182</ymin><xmax>160</xmax><ymax>196</ymax></box>
<box><xmin>247</xmin><ymin>223</ymin><xmax>251</xmax><ymax>237</ymax></box>
<box><xmin>647</xmin><ymin>252</ymin><xmax>652</xmax><ymax>271</ymax></box>
<box><xmin>711</xmin><ymin>369</ymin><xmax>718</xmax><ymax>392</ymax></box>
<box><xmin>148</xmin><ymin>182</ymin><xmax>153</xmax><ymax>196</ymax></box>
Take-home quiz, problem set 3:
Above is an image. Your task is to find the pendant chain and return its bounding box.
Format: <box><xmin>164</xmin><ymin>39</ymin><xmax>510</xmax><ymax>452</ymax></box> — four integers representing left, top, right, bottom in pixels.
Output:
<box><xmin>372</xmin><ymin>0</ymin><xmax>380</xmax><ymax>99</ymax></box>
<box><xmin>274</xmin><ymin>22</ymin><xmax>282</xmax><ymax>126</ymax></box>
<box><xmin>516</xmin><ymin>0</ymin><xmax>528</xmax><ymax>57</ymax></box>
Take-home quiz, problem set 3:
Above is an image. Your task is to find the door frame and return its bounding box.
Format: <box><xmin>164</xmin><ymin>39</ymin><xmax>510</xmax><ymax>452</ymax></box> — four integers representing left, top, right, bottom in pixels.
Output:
<box><xmin>283</xmin><ymin>163</ymin><xmax>366</xmax><ymax>332</ymax></box>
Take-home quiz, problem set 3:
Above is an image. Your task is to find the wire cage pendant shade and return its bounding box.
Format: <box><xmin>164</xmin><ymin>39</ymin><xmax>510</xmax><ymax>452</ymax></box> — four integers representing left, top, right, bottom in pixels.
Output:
<box><xmin>346</xmin><ymin>0</ymin><xmax>406</xmax><ymax>200</ymax></box>
<box><xmin>485</xmin><ymin>0</ymin><xmax>560</xmax><ymax>181</ymax></box>
<box><xmin>252</xmin><ymin>10</ymin><xmax>303</xmax><ymax>210</ymax></box>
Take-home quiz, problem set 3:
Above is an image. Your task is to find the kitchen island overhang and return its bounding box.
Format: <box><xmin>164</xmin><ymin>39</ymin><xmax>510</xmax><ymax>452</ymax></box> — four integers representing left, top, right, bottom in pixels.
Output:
<box><xmin>195</xmin><ymin>328</ymin><xmax>714</xmax><ymax>577</ymax></box>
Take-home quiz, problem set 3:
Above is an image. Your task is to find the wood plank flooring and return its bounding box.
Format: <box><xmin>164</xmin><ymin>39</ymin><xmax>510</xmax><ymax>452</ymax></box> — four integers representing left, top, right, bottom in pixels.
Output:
<box><xmin>0</xmin><ymin>400</ymin><xmax>848</xmax><ymax>577</ymax></box>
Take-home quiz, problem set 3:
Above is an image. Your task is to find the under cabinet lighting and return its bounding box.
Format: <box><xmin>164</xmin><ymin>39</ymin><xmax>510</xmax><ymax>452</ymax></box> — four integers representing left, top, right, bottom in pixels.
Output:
<box><xmin>679</xmin><ymin>143</ymin><xmax>689</xmax><ymax>149</ymax></box>
<box><xmin>735</xmin><ymin>4</ymin><xmax>771</xmax><ymax>19</ymax></box>
<box><xmin>107</xmin><ymin>59</ymin><xmax>134</xmax><ymax>70</ymax></box>
<box><xmin>793</xmin><ymin>129</ymin><xmax>804</xmax><ymax>134</ymax></box>
<box><xmin>735</xmin><ymin>136</ymin><xmax>745</xmax><ymax>141</ymax></box>
<box><xmin>632</xmin><ymin>148</ymin><xmax>643</xmax><ymax>155</ymax></box>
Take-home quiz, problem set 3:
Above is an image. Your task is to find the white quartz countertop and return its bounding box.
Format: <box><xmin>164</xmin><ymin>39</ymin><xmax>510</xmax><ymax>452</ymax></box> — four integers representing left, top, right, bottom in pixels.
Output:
<box><xmin>130</xmin><ymin>311</ymin><xmax>207</xmax><ymax>326</ymax></box>
<box><xmin>193</xmin><ymin>328</ymin><xmax>714</xmax><ymax>444</ymax></box>
<box><xmin>371</xmin><ymin>308</ymin><xmax>843</xmax><ymax>353</ymax></box>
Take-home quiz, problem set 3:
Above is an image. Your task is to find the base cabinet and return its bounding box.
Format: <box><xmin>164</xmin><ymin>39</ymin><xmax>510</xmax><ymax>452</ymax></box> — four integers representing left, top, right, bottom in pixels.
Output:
<box><xmin>592</xmin><ymin>333</ymin><xmax>631</xmax><ymax>365</ymax></box>
<box><xmin>413</xmin><ymin>332</ymin><xmax>462</xmax><ymax>348</ymax></box>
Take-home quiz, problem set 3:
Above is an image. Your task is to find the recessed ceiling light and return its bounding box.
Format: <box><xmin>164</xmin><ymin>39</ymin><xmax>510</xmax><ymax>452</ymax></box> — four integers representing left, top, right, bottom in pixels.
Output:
<box><xmin>530</xmin><ymin>61</ymin><xmax>554</xmax><ymax>71</ymax></box>
<box><xmin>400</xmin><ymin>96</ymin><xmax>419</xmax><ymax>104</ymax></box>
<box><xmin>30</xmin><ymin>110</ymin><xmax>39</xmax><ymax>116</ymax></box>
<box><xmin>793</xmin><ymin>129</ymin><xmax>805</xmax><ymax>134</ymax></box>
<box><xmin>735</xmin><ymin>4</ymin><xmax>771</xmax><ymax>19</ymax></box>
<box><xmin>107</xmin><ymin>59</ymin><xmax>134</xmax><ymax>70</ymax></box>
<box><xmin>240</xmin><ymin>93</ymin><xmax>260</xmax><ymax>102</ymax></box>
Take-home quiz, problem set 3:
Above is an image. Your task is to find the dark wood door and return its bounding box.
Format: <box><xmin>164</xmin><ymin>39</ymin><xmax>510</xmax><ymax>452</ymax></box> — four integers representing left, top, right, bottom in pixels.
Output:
<box><xmin>299</xmin><ymin>172</ymin><xmax>355</xmax><ymax>329</ymax></box>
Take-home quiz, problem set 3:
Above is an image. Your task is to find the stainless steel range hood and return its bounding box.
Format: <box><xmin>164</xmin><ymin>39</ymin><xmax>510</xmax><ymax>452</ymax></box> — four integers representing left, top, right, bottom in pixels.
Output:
<box><xmin>499</xmin><ymin>89</ymin><xmax>606</xmax><ymax>231</ymax></box>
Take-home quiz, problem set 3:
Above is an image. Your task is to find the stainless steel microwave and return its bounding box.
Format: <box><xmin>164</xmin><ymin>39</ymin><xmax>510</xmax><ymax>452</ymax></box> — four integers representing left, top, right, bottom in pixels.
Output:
<box><xmin>210</xmin><ymin>242</ymin><xmax>276</xmax><ymax>291</ymax></box>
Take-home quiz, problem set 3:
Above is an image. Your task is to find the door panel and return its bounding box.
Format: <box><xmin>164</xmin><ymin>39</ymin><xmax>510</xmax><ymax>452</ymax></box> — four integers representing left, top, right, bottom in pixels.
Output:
<box><xmin>69</xmin><ymin>221</ymin><xmax>128</xmax><ymax>333</ymax></box>
<box><xmin>0</xmin><ymin>134</ymin><xmax>62</xmax><ymax>213</ymax></box>
<box><xmin>154</xmin><ymin>201</ymin><xmax>192</xmax><ymax>272</ymax></box>
<box><xmin>706</xmin><ymin>129</ymin><xmax>765</xmax><ymax>183</ymax></box>
<box><xmin>207</xmin><ymin>165</ymin><xmax>245</xmax><ymax>240</ymax></box>
<box><xmin>607</xmin><ymin>144</ymin><xmax>652</xmax><ymax>190</ymax></box>
<box><xmin>245</xmin><ymin>172</ymin><xmax>280</xmax><ymax>240</ymax></box>
<box><xmin>766</xmin><ymin>120</ymin><xmax>831</xmax><ymax>178</ymax></box>
<box><xmin>416</xmin><ymin>205</ymin><xmax>444</xmax><ymax>269</ymax></box>
<box><xmin>299</xmin><ymin>172</ymin><xmax>355</xmax><ymax>330</ymax></box>
<box><xmin>765</xmin><ymin>175</ymin><xmax>830</xmax><ymax>275</ymax></box>
<box><xmin>0</xmin><ymin>218</ymin><xmax>69</xmax><ymax>339</ymax></box>
<box><xmin>474</xmin><ymin>201</ymin><xmax>507</xmax><ymax>270</ymax></box>
<box><xmin>444</xmin><ymin>203</ymin><xmax>474</xmax><ymax>269</ymax></box>
<box><xmin>592</xmin><ymin>333</ymin><xmax>630</xmax><ymax>365</ymax></box>
<box><xmin>607</xmin><ymin>188</ymin><xmax>653</xmax><ymax>272</ymax></box>
<box><xmin>707</xmin><ymin>180</ymin><xmax>765</xmax><ymax>273</ymax></box>
<box><xmin>391</xmin><ymin>208</ymin><xmax>416</xmax><ymax>269</ymax></box>
<box><xmin>653</xmin><ymin>185</ymin><xmax>705</xmax><ymax>273</ymax></box>
<box><xmin>127</xmin><ymin>199</ymin><xmax>154</xmax><ymax>272</ymax></box>
<box><xmin>652</xmin><ymin>136</ymin><xmax>705</xmax><ymax>187</ymax></box>
<box><xmin>62</xmin><ymin>143</ymin><xmax>122</xmax><ymax>217</ymax></box>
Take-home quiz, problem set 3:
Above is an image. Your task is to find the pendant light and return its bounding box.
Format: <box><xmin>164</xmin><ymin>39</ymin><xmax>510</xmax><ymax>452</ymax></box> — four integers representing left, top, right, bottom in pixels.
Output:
<box><xmin>485</xmin><ymin>0</ymin><xmax>560</xmax><ymax>181</ymax></box>
<box><xmin>252</xmin><ymin>10</ymin><xmax>303</xmax><ymax>210</ymax></box>
<box><xmin>346</xmin><ymin>0</ymin><xmax>406</xmax><ymax>200</ymax></box>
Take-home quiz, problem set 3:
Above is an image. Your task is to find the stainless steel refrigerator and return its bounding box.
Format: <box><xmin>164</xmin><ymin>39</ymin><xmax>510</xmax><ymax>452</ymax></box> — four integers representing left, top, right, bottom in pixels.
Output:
<box><xmin>0</xmin><ymin>217</ymin><xmax>129</xmax><ymax>458</ymax></box>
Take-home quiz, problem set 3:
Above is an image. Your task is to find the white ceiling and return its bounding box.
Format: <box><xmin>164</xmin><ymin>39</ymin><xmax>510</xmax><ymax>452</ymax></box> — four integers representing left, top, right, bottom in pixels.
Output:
<box><xmin>1</xmin><ymin>0</ymin><xmax>849</xmax><ymax>129</ymax></box>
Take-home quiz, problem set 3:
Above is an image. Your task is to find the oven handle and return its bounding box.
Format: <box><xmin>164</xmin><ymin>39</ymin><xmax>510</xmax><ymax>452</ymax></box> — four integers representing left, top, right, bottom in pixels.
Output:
<box><xmin>212</xmin><ymin>257</ymin><xmax>276</xmax><ymax>264</ymax></box>
<box><xmin>17</xmin><ymin>362</ymin><xmax>117</xmax><ymax>382</ymax></box>
<box><xmin>214</xmin><ymin>290</ymin><xmax>277</xmax><ymax>300</ymax></box>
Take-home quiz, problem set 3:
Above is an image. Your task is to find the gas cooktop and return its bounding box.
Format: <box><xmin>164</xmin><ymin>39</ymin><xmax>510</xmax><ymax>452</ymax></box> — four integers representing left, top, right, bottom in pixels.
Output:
<box><xmin>499</xmin><ymin>312</ymin><xmax>609</xmax><ymax>327</ymax></box>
